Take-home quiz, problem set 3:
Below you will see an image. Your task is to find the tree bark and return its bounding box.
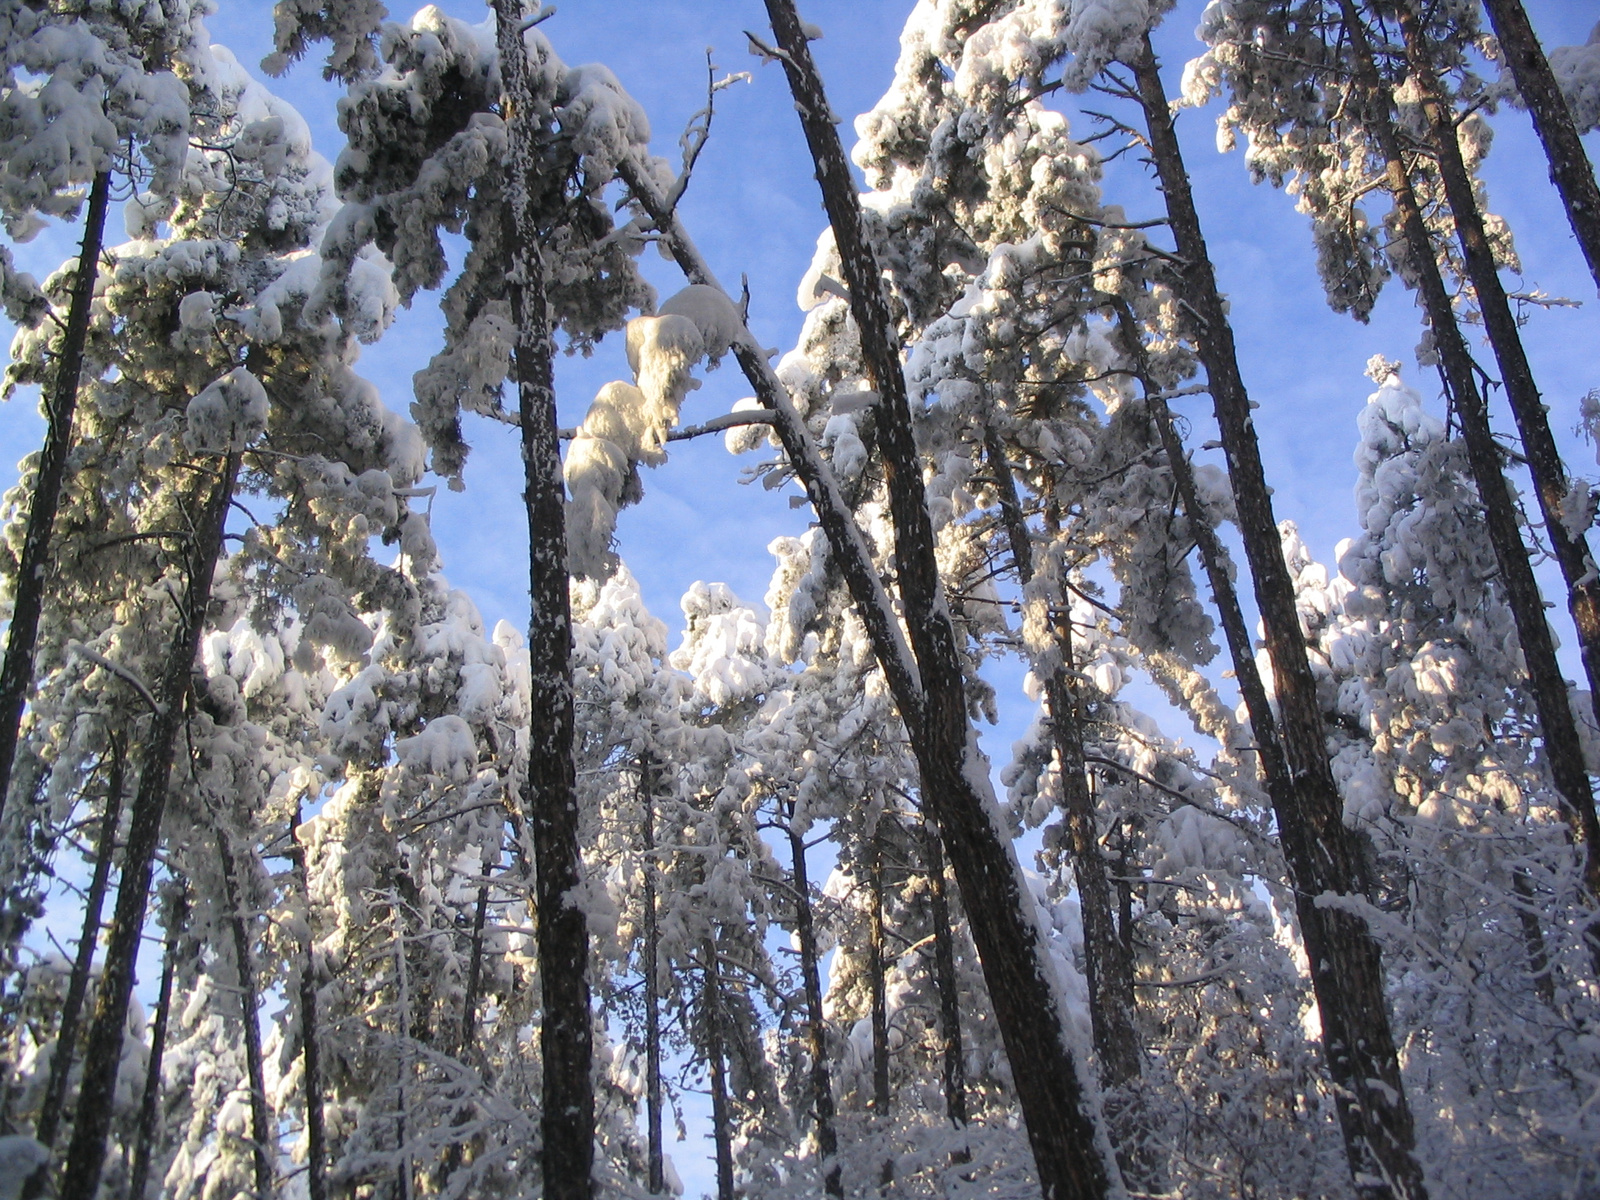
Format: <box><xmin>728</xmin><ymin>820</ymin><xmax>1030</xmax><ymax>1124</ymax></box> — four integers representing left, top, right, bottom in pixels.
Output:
<box><xmin>31</xmin><ymin>738</ymin><xmax>124</xmax><ymax>1164</ymax></box>
<box><xmin>0</xmin><ymin>170</ymin><xmax>111</xmax><ymax>826</ymax></box>
<box><xmin>1128</xmin><ymin>35</ymin><xmax>1426</xmax><ymax>1200</ymax></box>
<box><xmin>784</xmin><ymin>808</ymin><xmax>842</xmax><ymax>1198</ymax></box>
<box><xmin>57</xmin><ymin>451</ymin><xmax>239</xmax><ymax>1200</ymax></box>
<box><xmin>1480</xmin><ymin>0</ymin><xmax>1600</xmax><ymax>296</ymax></box>
<box><xmin>703</xmin><ymin>937</ymin><xmax>735</xmax><ymax>1200</ymax></box>
<box><xmin>291</xmin><ymin>806</ymin><xmax>328</xmax><ymax>1200</ymax></box>
<box><xmin>641</xmin><ymin>756</ymin><xmax>665</xmax><ymax>1195</ymax></box>
<box><xmin>492</xmin><ymin>5</ymin><xmax>594</xmax><ymax>1197</ymax></box>
<box><xmin>1389</xmin><ymin>0</ymin><xmax>1600</xmax><ymax>903</ymax></box>
<box><xmin>127</xmin><ymin>895</ymin><xmax>182</xmax><ymax>1200</ymax></box>
<box><xmin>920</xmin><ymin>820</ymin><xmax>968</xmax><ymax>1132</ymax></box>
<box><xmin>1334</xmin><ymin>0</ymin><xmax>1600</xmax><ymax>951</ymax></box>
<box><xmin>760</xmin><ymin>8</ymin><xmax>1119</xmax><ymax>1195</ymax></box>
<box><xmin>868</xmin><ymin>831</ymin><xmax>890</xmax><ymax>1114</ymax></box>
<box><xmin>217</xmin><ymin>823</ymin><xmax>273</xmax><ymax>1196</ymax></box>
<box><xmin>982</xmin><ymin>426</ymin><xmax>1142</xmax><ymax>1090</ymax></box>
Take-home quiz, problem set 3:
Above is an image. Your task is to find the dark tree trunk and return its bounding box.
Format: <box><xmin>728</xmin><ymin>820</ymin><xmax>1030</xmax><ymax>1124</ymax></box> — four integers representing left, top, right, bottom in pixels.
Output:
<box><xmin>703</xmin><ymin>937</ymin><xmax>735</xmax><ymax>1200</ymax></box>
<box><xmin>1481</xmin><ymin>0</ymin><xmax>1600</xmax><ymax>295</ymax></box>
<box><xmin>760</xmin><ymin>8</ymin><xmax>1118</xmax><ymax>1194</ymax></box>
<box><xmin>57</xmin><ymin>451</ymin><xmax>239</xmax><ymax>1200</ymax></box>
<box><xmin>0</xmin><ymin>170</ymin><xmax>111</xmax><ymax>825</ymax></box>
<box><xmin>291</xmin><ymin>806</ymin><xmax>328</xmax><ymax>1200</ymax></box>
<box><xmin>32</xmin><ymin>738</ymin><xmax>125</xmax><ymax>1159</ymax></box>
<box><xmin>1334</xmin><ymin>0</ymin><xmax>1600</xmax><ymax>955</ymax></box>
<box><xmin>785</xmin><ymin>807</ymin><xmax>842</xmax><ymax>1198</ymax></box>
<box><xmin>641</xmin><ymin>756</ymin><xmax>665</xmax><ymax>1195</ymax></box>
<box><xmin>216</xmin><ymin>824</ymin><xmax>273</xmax><ymax>1196</ymax></box>
<box><xmin>493</xmin><ymin>4</ymin><xmax>594</xmax><ymax>1197</ymax></box>
<box><xmin>981</xmin><ymin>426</ymin><xmax>1142</xmax><ymax>1090</ymax></box>
<box><xmin>1390</xmin><ymin>0</ymin><xmax>1600</xmax><ymax>904</ymax></box>
<box><xmin>1127</xmin><ymin>35</ymin><xmax>1426</xmax><ymax>1200</ymax></box>
<box><xmin>127</xmin><ymin>895</ymin><xmax>182</xmax><ymax>1200</ymax></box>
<box><xmin>920</xmin><ymin>820</ymin><xmax>968</xmax><ymax>1132</ymax></box>
<box><xmin>868</xmin><ymin>831</ymin><xmax>890</xmax><ymax>1114</ymax></box>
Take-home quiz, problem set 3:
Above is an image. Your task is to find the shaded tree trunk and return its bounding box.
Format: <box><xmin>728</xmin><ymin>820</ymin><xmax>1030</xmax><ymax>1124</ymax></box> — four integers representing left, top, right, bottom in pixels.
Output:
<box><xmin>127</xmin><ymin>894</ymin><xmax>183</xmax><ymax>1200</ymax></box>
<box><xmin>1390</xmin><ymin>0</ymin><xmax>1600</xmax><ymax>902</ymax></box>
<box><xmin>1127</xmin><ymin>35</ymin><xmax>1426</xmax><ymax>1200</ymax></box>
<box><xmin>1334</xmin><ymin>0</ymin><xmax>1600</xmax><ymax>952</ymax></box>
<box><xmin>868</xmin><ymin>831</ymin><xmax>890</xmax><ymax>1114</ymax></box>
<box><xmin>1481</xmin><ymin>0</ymin><xmax>1600</xmax><ymax>295</ymax></box>
<box><xmin>703</xmin><ymin>937</ymin><xmax>735</xmax><ymax>1200</ymax></box>
<box><xmin>785</xmin><ymin>804</ymin><xmax>842</xmax><ymax>1198</ymax></box>
<box><xmin>920</xmin><ymin>820</ymin><xmax>968</xmax><ymax>1132</ymax></box>
<box><xmin>57</xmin><ymin>450</ymin><xmax>240</xmax><ymax>1200</ymax></box>
<box><xmin>641</xmin><ymin>756</ymin><xmax>665</xmax><ymax>1195</ymax></box>
<box><xmin>216</xmin><ymin>824</ymin><xmax>273</xmax><ymax>1196</ymax></box>
<box><xmin>0</xmin><ymin>170</ymin><xmax>111</xmax><ymax>824</ymax></box>
<box><xmin>492</xmin><ymin>4</ymin><xmax>594</xmax><ymax>1197</ymax></box>
<box><xmin>291</xmin><ymin>805</ymin><xmax>327</xmax><ymax>1200</ymax></box>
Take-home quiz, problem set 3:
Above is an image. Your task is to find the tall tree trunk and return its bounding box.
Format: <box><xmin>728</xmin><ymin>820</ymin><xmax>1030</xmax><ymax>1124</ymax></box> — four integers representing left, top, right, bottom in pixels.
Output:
<box><xmin>492</xmin><ymin>5</ymin><xmax>593</xmax><ymax>1197</ymax></box>
<box><xmin>57</xmin><ymin>450</ymin><xmax>240</xmax><ymax>1200</ymax></box>
<box><xmin>982</xmin><ymin>426</ymin><xmax>1142</xmax><ymax>1090</ymax></box>
<box><xmin>641</xmin><ymin>756</ymin><xmax>665</xmax><ymax>1195</ymax></box>
<box><xmin>0</xmin><ymin>170</ymin><xmax>111</xmax><ymax>825</ymax></box>
<box><xmin>1335</xmin><ymin>0</ymin><xmax>1600</xmax><ymax>952</ymax></box>
<box><xmin>31</xmin><ymin>738</ymin><xmax>125</xmax><ymax>1160</ymax></box>
<box><xmin>127</xmin><ymin>895</ymin><xmax>182</xmax><ymax>1200</ymax></box>
<box><xmin>217</xmin><ymin>824</ymin><xmax>273</xmax><ymax>1196</ymax></box>
<box><xmin>703</xmin><ymin>937</ymin><xmax>735</xmax><ymax>1200</ymax></box>
<box><xmin>291</xmin><ymin>806</ymin><xmax>328</xmax><ymax>1200</ymax></box>
<box><xmin>761</xmin><ymin>8</ymin><xmax>1119</xmax><ymax>1194</ymax></box>
<box><xmin>391</xmin><ymin>889</ymin><xmax>413</xmax><ymax>1200</ymax></box>
<box><xmin>1480</xmin><ymin>0</ymin><xmax>1600</xmax><ymax>295</ymax></box>
<box><xmin>785</xmin><ymin>806</ymin><xmax>842</xmax><ymax>1199</ymax></box>
<box><xmin>1127</xmin><ymin>35</ymin><xmax>1426</xmax><ymax>1200</ymax></box>
<box><xmin>868</xmin><ymin>830</ymin><xmax>890</xmax><ymax>1115</ymax></box>
<box><xmin>1391</xmin><ymin>0</ymin><xmax>1600</xmax><ymax>900</ymax></box>
<box><xmin>920</xmin><ymin>820</ymin><xmax>968</xmax><ymax>1132</ymax></box>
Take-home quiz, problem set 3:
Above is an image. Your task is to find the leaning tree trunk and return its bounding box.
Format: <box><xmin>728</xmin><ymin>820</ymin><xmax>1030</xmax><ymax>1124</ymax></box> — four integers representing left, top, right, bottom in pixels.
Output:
<box><xmin>0</xmin><ymin>170</ymin><xmax>111</xmax><ymax>827</ymax></box>
<box><xmin>30</xmin><ymin>737</ymin><xmax>124</xmax><ymax>1165</ymax></box>
<box><xmin>1480</xmin><ymin>0</ymin><xmax>1600</xmax><ymax>295</ymax></box>
<box><xmin>1336</xmin><ymin>0</ymin><xmax>1600</xmax><ymax>940</ymax></box>
<box><xmin>703</xmin><ymin>937</ymin><xmax>735</xmax><ymax>1200</ymax></box>
<box><xmin>919</xmin><ymin>820</ymin><xmax>969</xmax><ymax>1134</ymax></box>
<box><xmin>786</xmin><ymin>804</ymin><xmax>843</xmax><ymax>1198</ymax></box>
<box><xmin>1127</xmin><ymin>35</ymin><xmax>1426</xmax><ymax>1200</ymax></box>
<box><xmin>217</xmin><ymin>824</ymin><xmax>273</xmax><ymax>1196</ymax></box>
<box><xmin>492</xmin><ymin>4</ymin><xmax>593</xmax><ymax>1197</ymax></box>
<box><xmin>641</xmin><ymin>755</ymin><xmax>665</xmax><ymax>1195</ymax></box>
<box><xmin>761</xmin><ymin>7</ymin><xmax>1119</xmax><ymax>1195</ymax></box>
<box><xmin>57</xmin><ymin>450</ymin><xmax>241</xmax><ymax>1200</ymax></box>
<box><xmin>127</xmin><ymin>895</ymin><xmax>183</xmax><ymax>1200</ymax></box>
<box><xmin>982</xmin><ymin>425</ymin><xmax>1142</xmax><ymax>1090</ymax></box>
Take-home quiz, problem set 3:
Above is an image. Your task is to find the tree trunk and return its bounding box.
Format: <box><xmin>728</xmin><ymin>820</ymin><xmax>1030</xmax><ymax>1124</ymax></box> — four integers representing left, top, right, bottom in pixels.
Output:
<box><xmin>785</xmin><ymin>808</ymin><xmax>842</xmax><ymax>1198</ymax></box>
<box><xmin>57</xmin><ymin>451</ymin><xmax>240</xmax><ymax>1200</ymax></box>
<box><xmin>1390</xmin><ymin>0</ymin><xmax>1600</xmax><ymax>902</ymax></box>
<box><xmin>868</xmin><ymin>831</ymin><xmax>890</xmax><ymax>1115</ymax></box>
<box><xmin>127</xmin><ymin>895</ymin><xmax>182</xmax><ymax>1200</ymax></box>
<box><xmin>217</xmin><ymin>824</ymin><xmax>273</xmax><ymax>1196</ymax></box>
<box><xmin>1334</xmin><ymin>0</ymin><xmax>1600</xmax><ymax>954</ymax></box>
<box><xmin>641</xmin><ymin>756</ymin><xmax>665</xmax><ymax>1195</ymax></box>
<box><xmin>291</xmin><ymin>806</ymin><xmax>328</xmax><ymax>1200</ymax></box>
<box><xmin>0</xmin><ymin>170</ymin><xmax>111</xmax><ymax>826</ymax></box>
<box><xmin>703</xmin><ymin>937</ymin><xmax>735</xmax><ymax>1200</ymax></box>
<box><xmin>920</xmin><ymin>820</ymin><xmax>968</xmax><ymax>1132</ymax></box>
<box><xmin>1127</xmin><ymin>35</ymin><xmax>1426</xmax><ymax>1200</ymax></box>
<box><xmin>1480</xmin><ymin>0</ymin><xmax>1600</xmax><ymax>295</ymax></box>
<box><xmin>982</xmin><ymin>426</ymin><xmax>1142</xmax><ymax>1090</ymax></box>
<box><xmin>31</xmin><ymin>738</ymin><xmax>125</xmax><ymax>1161</ymax></box>
<box><xmin>492</xmin><ymin>5</ymin><xmax>594</xmax><ymax>1197</ymax></box>
<box><xmin>760</xmin><ymin>8</ymin><xmax>1119</xmax><ymax>1195</ymax></box>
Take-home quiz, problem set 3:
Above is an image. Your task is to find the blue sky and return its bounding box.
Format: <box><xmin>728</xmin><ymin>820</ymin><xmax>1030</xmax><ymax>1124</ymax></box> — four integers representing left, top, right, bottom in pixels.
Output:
<box><xmin>5</xmin><ymin>0</ymin><xmax>1600</xmax><ymax>1193</ymax></box>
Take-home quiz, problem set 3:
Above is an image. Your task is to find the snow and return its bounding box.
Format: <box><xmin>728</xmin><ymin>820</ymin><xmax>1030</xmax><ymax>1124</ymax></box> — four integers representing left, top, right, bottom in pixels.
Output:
<box><xmin>184</xmin><ymin>366</ymin><xmax>270</xmax><ymax>453</ymax></box>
